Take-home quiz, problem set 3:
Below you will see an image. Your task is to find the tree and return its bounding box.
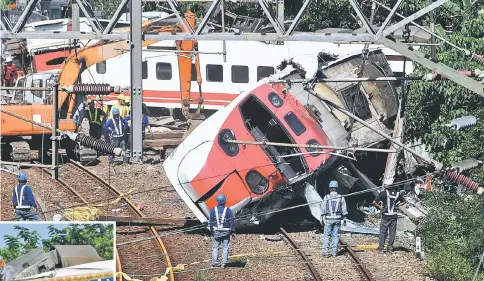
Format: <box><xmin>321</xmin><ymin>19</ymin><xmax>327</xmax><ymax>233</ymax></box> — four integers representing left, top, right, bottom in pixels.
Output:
<box><xmin>405</xmin><ymin>3</ymin><xmax>484</xmax><ymax>280</ymax></box>
<box><xmin>416</xmin><ymin>192</ymin><xmax>484</xmax><ymax>281</ymax></box>
<box><xmin>1</xmin><ymin>224</ymin><xmax>114</xmax><ymax>263</ymax></box>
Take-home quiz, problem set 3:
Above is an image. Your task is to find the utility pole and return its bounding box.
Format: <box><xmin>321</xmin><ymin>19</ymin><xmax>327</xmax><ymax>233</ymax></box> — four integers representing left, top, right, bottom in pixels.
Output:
<box><xmin>51</xmin><ymin>83</ymin><xmax>59</xmax><ymax>179</ymax></box>
<box><xmin>277</xmin><ymin>0</ymin><xmax>284</xmax><ymax>29</ymax></box>
<box><xmin>130</xmin><ymin>0</ymin><xmax>143</xmax><ymax>163</ymax></box>
<box><xmin>72</xmin><ymin>3</ymin><xmax>80</xmax><ymax>32</ymax></box>
<box><xmin>429</xmin><ymin>0</ymin><xmax>436</xmax><ymax>60</ymax></box>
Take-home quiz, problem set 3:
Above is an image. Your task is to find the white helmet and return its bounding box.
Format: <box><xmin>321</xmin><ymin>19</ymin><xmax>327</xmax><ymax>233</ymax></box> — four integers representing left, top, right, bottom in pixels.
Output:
<box><xmin>53</xmin><ymin>214</ymin><xmax>63</xmax><ymax>222</ymax></box>
<box><xmin>5</xmin><ymin>57</ymin><xmax>13</xmax><ymax>63</ymax></box>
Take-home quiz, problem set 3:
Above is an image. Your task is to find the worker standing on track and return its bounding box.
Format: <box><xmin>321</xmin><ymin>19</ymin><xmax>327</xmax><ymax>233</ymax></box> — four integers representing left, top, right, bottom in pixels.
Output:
<box><xmin>210</xmin><ymin>194</ymin><xmax>235</xmax><ymax>268</ymax></box>
<box><xmin>0</xmin><ymin>256</ymin><xmax>16</xmax><ymax>281</ymax></box>
<box><xmin>321</xmin><ymin>180</ymin><xmax>348</xmax><ymax>258</ymax></box>
<box><xmin>84</xmin><ymin>98</ymin><xmax>105</xmax><ymax>139</ymax></box>
<box><xmin>105</xmin><ymin>107</ymin><xmax>129</xmax><ymax>164</ymax></box>
<box><xmin>12</xmin><ymin>171</ymin><xmax>42</xmax><ymax>221</ymax></box>
<box><xmin>373</xmin><ymin>185</ymin><xmax>406</xmax><ymax>254</ymax></box>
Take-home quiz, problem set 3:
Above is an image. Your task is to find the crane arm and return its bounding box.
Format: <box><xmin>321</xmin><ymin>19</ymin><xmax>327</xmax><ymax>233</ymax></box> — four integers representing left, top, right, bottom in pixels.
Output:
<box><xmin>58</xmin><ymin>17</ymin><xmax>185</xmax><ymax>118</ymax></box>
<box><xmin>176</xmin><ymin>10</ymin><xmax>202</xmax><ymax>118</ymax></box>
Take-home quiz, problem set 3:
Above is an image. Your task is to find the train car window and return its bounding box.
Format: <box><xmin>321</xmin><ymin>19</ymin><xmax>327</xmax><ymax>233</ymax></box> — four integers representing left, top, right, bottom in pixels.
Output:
<box><xmin>31</xmin><ymin>79</ymin><xmax>43</xmax><ymax>98</ymax></box>
<box><xmin>257</xmin><ymin>66</ymin><xmax>275</xmax><ymax>81</ymax></box>
<box><xmin>246</xmin><ymin>170</ymin><xmax>269</xmax><ymax>195</ymax></box>
<box><xmin>206</xmin><ymin>64</ymin><xmax>223</xmax><ymax>82</ymax></box>
<box><xmin>231</xmin><ymin>65</ymin><xmax>249</xmax><ymax>83</ymax></box>
<box><xmin>284</xmin><ymin>112</ymin><xmax>306</xmax><ymax>136</ymax></box>
<box><xmin>156</xmin><ymin>62</ymin><xmax>172</xmax><ymax>80</ymax></box>
<box><xmin>142</xmin><ymin>61</ymin><xmax>148</xmax><ymax>79</ymax></box>
<box><xmin>341</xmin><ymin>85</ymin><xmax>371</xmax><ymax>120</ymax></box>
<box><xmin>96</xmin><ymin>61</ymin><xmax>106</xmax><ymax>74</ymax></box>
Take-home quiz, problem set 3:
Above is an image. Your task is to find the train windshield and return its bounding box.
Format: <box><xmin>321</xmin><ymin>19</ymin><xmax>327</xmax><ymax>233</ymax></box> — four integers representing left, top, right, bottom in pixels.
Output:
<box><xmin>240</xmin><ymin>95</ymin><xmax>307</xmax><ymax>182</ymax></box>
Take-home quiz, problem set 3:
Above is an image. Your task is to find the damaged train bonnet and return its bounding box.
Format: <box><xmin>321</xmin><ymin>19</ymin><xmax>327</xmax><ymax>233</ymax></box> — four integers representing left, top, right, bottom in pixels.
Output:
<box><xmin>163</xmin><ymin>50</ymin><xmax>400</xmax><ymax>230</ymax></box>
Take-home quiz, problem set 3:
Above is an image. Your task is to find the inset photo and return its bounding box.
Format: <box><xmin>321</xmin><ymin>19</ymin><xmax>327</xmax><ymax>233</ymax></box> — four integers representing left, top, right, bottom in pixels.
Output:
<box><xmin>0</xmin><ymin>222</ymin><xmax>115</xmax><ymax>281</ymax></box>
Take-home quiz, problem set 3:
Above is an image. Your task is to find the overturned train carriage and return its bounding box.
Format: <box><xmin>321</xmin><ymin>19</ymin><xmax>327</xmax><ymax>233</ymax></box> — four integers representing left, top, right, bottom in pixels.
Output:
<box><xmin>163</xmin><ymin>49</ymin><xmax>399</xmax><ymax>229</ymax></box>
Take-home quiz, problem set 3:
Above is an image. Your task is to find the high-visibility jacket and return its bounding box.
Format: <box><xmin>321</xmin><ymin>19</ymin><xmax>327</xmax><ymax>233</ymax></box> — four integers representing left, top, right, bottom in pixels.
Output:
<box><xmin>86</xmin><ymin>107</ymin><xmax>104</xmax><ymax>125</ymax></box>
<box><xmin>109</xmin><ymin>103</ymin><xmax>129</xmax><ymax>119</ymax></box>
<box><xmin>106</xmin><ymin>117</ymin><xmax>128</xmax><ymax>138</ymax></box>
<box><xmin>321</xmin><ymin>191</ymin><xmax>348</xmax><ymax>220</ymax></box>
<box><xmin>12</xmin><ymin>184</ymin><xmax>37</xmax><ymax>210</ymax></box>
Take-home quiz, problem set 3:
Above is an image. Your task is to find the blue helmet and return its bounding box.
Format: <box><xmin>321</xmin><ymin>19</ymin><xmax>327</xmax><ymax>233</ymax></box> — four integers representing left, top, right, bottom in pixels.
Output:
<box><xmin>112</xmin><ymin>107</ymin><xmax>120</xmax><ymax>115</ymax></box>
<box><xmin>216</xmin><ymin>194</ymin><xmax>226</xmax><ymax>205</ymax></box>
<box><xmin>18</xmin><ymin>171</ymin><xmax>28</xmax><ymax>182</ymax></box>
<box><xmin>329</xmin><ymin>180</ymin><xmax>338</xmax><ymax>189</ymax></box>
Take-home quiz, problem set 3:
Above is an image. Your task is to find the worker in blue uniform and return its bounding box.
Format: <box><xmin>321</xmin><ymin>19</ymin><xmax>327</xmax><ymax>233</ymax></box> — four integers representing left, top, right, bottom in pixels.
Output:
<box><xmin>12</xmin><ymin>171</ymin><xmax>41</xmax><ymax>221</ymax></box>
<box><xmin>209</xmin><ymin>194</ymin><xmax>235</xmax><ymax>268</ymax></box>
<box><xmin>321</xmin><ymin>180</ymin><xmax>348</xmax><ymax>257</ymax></box>
<box><xmin>105</xmin><ymin>107</ymin><xmax>129</xmax><ymax>164</ymax></box>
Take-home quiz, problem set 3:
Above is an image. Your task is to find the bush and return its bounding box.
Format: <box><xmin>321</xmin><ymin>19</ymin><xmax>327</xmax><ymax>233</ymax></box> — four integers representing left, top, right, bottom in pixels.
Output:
<box><xmin>416</xmin><ymin>192</ymin><xmax>484</xmax><ymax>280</ymax></box>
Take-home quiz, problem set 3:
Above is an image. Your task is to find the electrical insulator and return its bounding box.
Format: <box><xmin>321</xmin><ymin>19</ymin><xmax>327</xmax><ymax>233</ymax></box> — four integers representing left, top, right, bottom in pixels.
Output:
<box><xmin>62</xmin><ymin>83</ymin><xmax>121</xmax><ymax>96</ymax></box>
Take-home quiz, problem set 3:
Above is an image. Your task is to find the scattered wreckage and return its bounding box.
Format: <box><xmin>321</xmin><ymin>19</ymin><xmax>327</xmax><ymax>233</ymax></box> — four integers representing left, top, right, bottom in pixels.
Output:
<box><xmin>4</xmin><ymin>245</ymin><xmax>112</xmax><ymax>281</ymax></box>
<box><xmin>165</xmin><ymin>49</ymin><xmax>402</xmax><ymax>233</ymax></box>
<box><xmin>164</xmin><ymin>48</ymin><xmax>483</xmax><ymax>233</ymax></box>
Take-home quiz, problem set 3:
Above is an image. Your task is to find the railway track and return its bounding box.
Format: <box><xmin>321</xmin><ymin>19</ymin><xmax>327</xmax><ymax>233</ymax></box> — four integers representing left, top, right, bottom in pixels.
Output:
<box><xmin>279</xmin><ymin>229</ymin><xmax>378</xmax><ymax>281</ymax></box>
<box><xmin>40</xmin><ymin>159</ymin><xmax>175</xmax><ymax>281</ymax></box>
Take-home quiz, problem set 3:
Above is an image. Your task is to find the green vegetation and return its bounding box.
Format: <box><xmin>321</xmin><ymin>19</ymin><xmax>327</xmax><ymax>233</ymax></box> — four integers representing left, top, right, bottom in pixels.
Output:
<box><xmin>404</xmin><ymin>3</ymin><xmax>484</xmax><ymax>280</ymax></box>
<box><xmin>416</xmin><ymin>192</ymin><xmax>484</xmax><ymax>281</ymax></box>
<box><xmin>0</xmin><ymin>224</ymin><xmax>114</xmax><ymax>262</ymax></box>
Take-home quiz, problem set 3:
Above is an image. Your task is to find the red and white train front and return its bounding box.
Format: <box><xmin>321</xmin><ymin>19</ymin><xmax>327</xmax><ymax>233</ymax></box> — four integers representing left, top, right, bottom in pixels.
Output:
<box><xmin>163</xmin><ymin>72</ymin><xmax>342</xmax><ymax>228</ymax></box>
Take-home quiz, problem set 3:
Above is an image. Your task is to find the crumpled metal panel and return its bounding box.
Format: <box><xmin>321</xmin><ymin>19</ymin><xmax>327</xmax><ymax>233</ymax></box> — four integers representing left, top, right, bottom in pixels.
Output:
<box><xmin>51</xmin><ymin>245</ymin><xmax>103</xmax><ymax>268</ymax></box>
<box><xmin>319</xmin><ymin>50</ymin><xmax>399</xmax><ymax>123</ymax></box>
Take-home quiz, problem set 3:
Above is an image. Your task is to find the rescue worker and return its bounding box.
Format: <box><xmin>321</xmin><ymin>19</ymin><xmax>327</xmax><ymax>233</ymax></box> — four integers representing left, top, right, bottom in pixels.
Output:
<box><xmin>109</xmin><ymin>93</ymin><xmax>129</xmax><ymax>119</ymax></box>
<box><xmin>321</xmin><ymin>180</ymin><xmax>348</xmax><ymax>257</ymax></box>
<box><xmin>84</xmin><ymin>98</ymin><xmax>105</xmax><ymax>139</ymax></box>
<box><xmin>373</xmin><ymin>185</ymin><xmax>406</xmax><ymax>254</ymax></box>
<box><xmin>100</xmin><ymin>98</ymin><xmax>111</xmax><ymax>143</ymax></box>
<box><xmin>125</xmin><ymin>105</ymin><xmax>152</xmax><ymax>139</ymax></box>
<box><xmin>105</xmin><ymin>107</ymin><xmax>129</xmax><ymax>164</ymax></box>
<box><xmin>0</xmin><ymin>256</ymin><xmax>16</xmax><ymax>281</ymax></box>
<box><xmin>209</xmin><ymin>194</ymin><xmax>235</xmax><ymax>268</ymax></box>
<box><xmin>3</xmin><ymin>57</ymin><xmax>17</xmax><ymax>87</ymax></box>
<box><xmin>124</xmin><ymin>96</ymin><xmax>131</xmax><ymax>116</ymax></box>
<box><xmin>123</xmin><ymin>96</ymin><xmax>131</xmax><ymax>150</ymax></box>
<box><xmin>12</xmin><ymin>171</ymin><xmax>41</xmax><ymax>221</ymax></box>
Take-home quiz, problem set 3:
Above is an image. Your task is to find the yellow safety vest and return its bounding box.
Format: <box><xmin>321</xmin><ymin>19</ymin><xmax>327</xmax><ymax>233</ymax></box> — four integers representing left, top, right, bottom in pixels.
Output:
<box><xmin>109</xmin><ymin>103</ymin><xmax>129</xmax><ymax>119</ymax></box>
<box><xmin>86</xmin><ymin>108</ymin><xmax>102</xmax><ymax>125</ymax></box>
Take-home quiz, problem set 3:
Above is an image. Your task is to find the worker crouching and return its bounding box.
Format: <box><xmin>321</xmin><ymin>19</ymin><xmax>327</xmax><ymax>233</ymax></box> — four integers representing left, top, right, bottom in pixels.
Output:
<box><xmin>105</xmin><ymin>107</ymin><xmax>129</xmax><ymax>164</ymax></box>
<box><xmin>12</xmin><ymin>172</ymin><xmax>41</xmax><ymax>221</ymax></box>
<box><xmin>210</xmin><ymin>194</ymin><xmax>235</xmax><ymax>268</ymax></box>
<box><xmin>321</xmin><ymin>180</ymin><xmax>348</xmax><ymax>257</ymax></box>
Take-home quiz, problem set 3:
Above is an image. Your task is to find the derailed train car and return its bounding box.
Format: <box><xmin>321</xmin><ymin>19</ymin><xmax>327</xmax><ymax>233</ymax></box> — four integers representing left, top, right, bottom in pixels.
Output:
<box><xmin>163</xmin><ymin>49</ymin><xmax>399</xmax><ymax>229</ymax></box>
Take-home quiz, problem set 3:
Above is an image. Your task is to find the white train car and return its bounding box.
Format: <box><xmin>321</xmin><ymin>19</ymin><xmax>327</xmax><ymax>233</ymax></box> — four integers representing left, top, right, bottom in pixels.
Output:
<box><xmin>14</xmin><ymin>260</ymin><xmax>115</xmax><ymax>281</ymax></box>
<box><xmin>81</xmin><ymin>40</ymin><xmax>413</xmax><ymax>111</ymax></box>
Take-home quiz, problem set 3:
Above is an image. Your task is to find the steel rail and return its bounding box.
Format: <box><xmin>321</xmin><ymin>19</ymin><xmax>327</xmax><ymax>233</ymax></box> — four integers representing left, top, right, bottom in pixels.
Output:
<box><xmin>115</xmin><ymin>250</ymin><xmax>122</xmax><ymax>281</ymax></box>
<box><xmin>38</xmin><ymin>161</ymin><xmax>174</xmax><ymax>281</ymax></box>
<box><xmin>340</xmin><ymin>238</ymin><xmax>375</xmax><ymax>281</ymax></box>
<box><xmin>279</xmin><ymin>227</ymin><xmax>323</xmax><ymax>281</ymax></box>
<box><xmin>66</xmin><ymin>159</ymin><xmax>175</xmax><ymax>281</ymax></box>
